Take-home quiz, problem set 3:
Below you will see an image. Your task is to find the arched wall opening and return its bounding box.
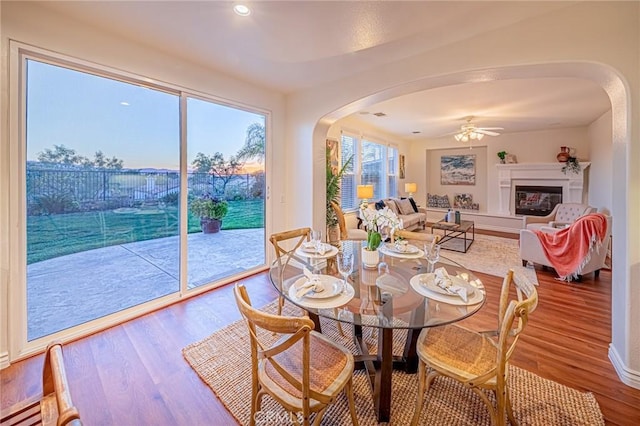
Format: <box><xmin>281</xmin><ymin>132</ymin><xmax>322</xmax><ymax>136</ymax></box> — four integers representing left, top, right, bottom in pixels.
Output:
<box><xmin>312</xmin><ymin>61</ymin><xmax>637</xmax><ymax>388</ymax></box>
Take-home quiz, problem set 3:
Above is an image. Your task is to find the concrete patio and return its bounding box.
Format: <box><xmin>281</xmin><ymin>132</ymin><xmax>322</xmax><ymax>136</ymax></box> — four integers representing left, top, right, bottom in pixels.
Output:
<box><xmin>27</xmin><ymin>228</ymin><xmax>265</xmax><ymax>340</ymax></box>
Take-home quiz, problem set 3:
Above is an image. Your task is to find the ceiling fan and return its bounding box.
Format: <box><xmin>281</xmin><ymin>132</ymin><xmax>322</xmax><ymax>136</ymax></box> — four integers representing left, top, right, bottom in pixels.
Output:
<box><xmin>453</xmin><ymin>117</ymin><xmax>503</xmax><ymax>142</ymax></box>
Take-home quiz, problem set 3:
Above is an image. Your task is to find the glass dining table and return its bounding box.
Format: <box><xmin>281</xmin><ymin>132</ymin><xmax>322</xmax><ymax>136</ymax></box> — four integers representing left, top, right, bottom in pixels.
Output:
<box><xmin>268</xmin><ymin>239</ymin><xmax>486</xmax><ymax>422</ymax></box>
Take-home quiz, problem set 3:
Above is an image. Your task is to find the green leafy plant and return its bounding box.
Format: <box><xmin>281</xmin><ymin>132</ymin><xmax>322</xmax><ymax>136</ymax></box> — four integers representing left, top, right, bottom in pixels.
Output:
<box><xmin>189</xmin><ymin>194</ymin><xmax>229</xmax><ymax>220</ymax></box>
<box><xmin>562</xmin><ymin>156</ymin><xmax>581</xmax><ymax>174</ymax></box>
<box><xmin>360</xmin><ymin>206</ymin><xmax>402</xmax><ymax>251</ymax></box>
<box><xmin>326</xmin><ymin>149</ymin><xmax>353</xmax><ymax>228</ymax></box>
<box><xmin>497</xmin><ymin>151</ymin><xmax>507</xmax><ymax>162</ymax></box>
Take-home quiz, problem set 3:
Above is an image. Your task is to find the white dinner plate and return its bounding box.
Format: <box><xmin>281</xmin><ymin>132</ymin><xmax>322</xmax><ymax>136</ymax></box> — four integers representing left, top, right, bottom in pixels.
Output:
<box><xmin>409</xmin><ymin>274</ymin><xmax>484</xmax><ymax>306</ymax></box>
<box><xmin>417</xmin><ymin>273</ymin><xmax>476</xmax><ymax>297</ymax></box>
<box><xmin>287</xmin><ymin>277</ymin><xmax>355</xmax><ymax>309</ymax></box>
<box><xmin>291</xmin><ymin>275</ymin><xmax>343</xmax><ymax>299</ymax></box>
<box><xmin>385</xmin><ymin>243</ymin><xmax>420</xmax><ymax>254</ymax></box>
<box><xmin>379</xmin><ymin>244</ymin><xmax>424</xmax><ymax>259</ymax></box>
<box><xmin>294</xmin><ymin>244</ymin><xmax>338</xmax><ymax>259</ymax></box>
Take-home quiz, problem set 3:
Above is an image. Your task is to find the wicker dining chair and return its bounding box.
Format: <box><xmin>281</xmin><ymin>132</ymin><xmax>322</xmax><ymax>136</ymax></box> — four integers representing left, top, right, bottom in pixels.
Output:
<box><xmin>234</xmin><ymin>284</ymin><xmax>359</xmax><ymax>426</ymax></box>
<box><xmin>269</xmin><ymin>227</ymin><xmax>312</xmax><ymax>315</ymax></box>
<box><xmin>330</xmin><ymin>201</ymin><xmax>368</xmax><ymax>241</ymax></box>
<box><xmin>411</xmin><ymin>269</ymin><xmax>538</xmax><ymax>426</ymax></box>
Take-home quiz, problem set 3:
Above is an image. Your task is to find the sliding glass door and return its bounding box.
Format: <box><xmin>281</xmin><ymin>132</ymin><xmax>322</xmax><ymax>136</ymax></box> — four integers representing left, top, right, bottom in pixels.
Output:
<box><xmin>16</xmin><ymin>49</ymin><xmax>267</xmax><ymax>349</ymax></box>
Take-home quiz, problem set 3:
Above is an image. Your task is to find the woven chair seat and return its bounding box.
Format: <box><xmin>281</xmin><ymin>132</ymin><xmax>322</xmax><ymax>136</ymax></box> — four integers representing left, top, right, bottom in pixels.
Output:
<box><xmin>261</xmin><ymin>331</ymin><xmax>353</xmax><ymax>409</ymax></box>
<box><xmin>418</xmin><ymin>325</ymin><xmax>497</xmax><ymax>383</ymax></box>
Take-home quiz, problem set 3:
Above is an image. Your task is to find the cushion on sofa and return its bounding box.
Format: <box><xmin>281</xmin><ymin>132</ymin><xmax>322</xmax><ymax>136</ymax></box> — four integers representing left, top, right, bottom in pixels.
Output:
<box><xmin>397</xmin><ymin>198</ymin><xmax>415</xmax><ymax>215</ymax></box>
<box><xmin>384</xmin><ymin>199</ymin><xmax>400</xmax><ymax>215</ymax></box>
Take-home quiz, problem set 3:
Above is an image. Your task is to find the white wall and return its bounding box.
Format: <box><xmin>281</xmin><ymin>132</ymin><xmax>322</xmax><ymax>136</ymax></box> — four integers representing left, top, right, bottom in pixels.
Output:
<box><xmin>0</xmin><ymin>2</ymin><xmax>285</xmax><ymax>363</ymax></box>
<box><xmin>286</xmin><ymin>2</ymin><xmax>639</xmax><ymax>388</ymax></box>
<box><xmin>409</xmin><ymin>127</ymin><xmax>592</xmax><ymax>215</ymax></box>
<box><xmin>588</xmin><ymin>110</ymin><xmax>613</xmax><ymax>213</ymax></box>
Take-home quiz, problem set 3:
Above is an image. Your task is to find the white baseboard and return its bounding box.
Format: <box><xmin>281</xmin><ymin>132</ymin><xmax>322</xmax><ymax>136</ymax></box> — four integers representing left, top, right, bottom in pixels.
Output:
<box><xmin>0</xmin><ymin>351</ymin><xmax>9</xmax><ymax>370</ymax></box>
<box><xmin>609</xmin><ymin>344</ymin><xmax>640</xmax><ymax>389</ymax></box>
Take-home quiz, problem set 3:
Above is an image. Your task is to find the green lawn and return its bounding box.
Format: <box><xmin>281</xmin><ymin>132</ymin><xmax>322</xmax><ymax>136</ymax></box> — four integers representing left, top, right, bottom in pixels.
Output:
<box><xmin>27</xmin><ymin>199</ymin><xmax>264</xmax><ymax>264</ymax></box>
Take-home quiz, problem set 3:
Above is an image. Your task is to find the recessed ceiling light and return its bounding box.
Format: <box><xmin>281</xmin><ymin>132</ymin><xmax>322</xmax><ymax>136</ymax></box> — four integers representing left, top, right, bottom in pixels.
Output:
<box><xmin>120</xmin><ymin>101</ymin><xmax>130</xmax><ymax>106</ymax></box>
<box><xmin>412</xmin><ymin>131</ymin><xmax>421</xmax><ymax>134</ymax></box>
<box><xmin>373</xmin><ymin>112</ymin><xmax>387</xmax><ymax>117</ymax></box>
<box><xmin>233</xmin><ymin>4</ymin><xmax>251</xmax><ymax>16</ymax></box>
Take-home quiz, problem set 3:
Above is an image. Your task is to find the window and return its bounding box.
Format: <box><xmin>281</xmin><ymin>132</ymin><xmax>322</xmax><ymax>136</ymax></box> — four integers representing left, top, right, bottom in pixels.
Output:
<box><xmin>340</xmin><ymin>132</ymin><xmax>398</xmax><ymax>210</ymax></box>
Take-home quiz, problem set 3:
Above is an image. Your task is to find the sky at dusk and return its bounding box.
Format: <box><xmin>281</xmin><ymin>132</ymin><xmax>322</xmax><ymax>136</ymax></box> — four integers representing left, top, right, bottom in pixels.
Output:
<box><xmin>26</xmin><ymin>59</ymin><xmax>264</xmax><ymax>170</ymax></box>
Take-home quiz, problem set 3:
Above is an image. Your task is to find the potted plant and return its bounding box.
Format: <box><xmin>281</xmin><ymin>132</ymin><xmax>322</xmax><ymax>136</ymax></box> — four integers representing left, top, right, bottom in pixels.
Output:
<box><xmin>360</xmin><ymin>206</ymin><xmax>402</xmax><ymax>267</ymax></box>
<box><xmin>562</xmin><ymin>156</ymin><xmax>582</xmax><ymax>174</ymax></box>
<box><xmin>189</xmin><ymin>194</ymin><xmax>229</xmax><ymax>234</ymax></box>
<box><xmin>497</xmin><ymin>151</ymin><xmax>507</xmax><ymax>164</ymax></box>
<box><xmin>326</xmin><ymin>149</ymin><xmax>353</xmax><ymax>243</ymax></box>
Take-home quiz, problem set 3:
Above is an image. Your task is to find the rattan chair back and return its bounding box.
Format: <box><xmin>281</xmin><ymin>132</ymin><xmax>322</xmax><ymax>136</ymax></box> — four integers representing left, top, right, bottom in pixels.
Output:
<box><xmin>233</xmin><ymin>284</ymin><xmax>359</xmax><ymax>426</ymax></box>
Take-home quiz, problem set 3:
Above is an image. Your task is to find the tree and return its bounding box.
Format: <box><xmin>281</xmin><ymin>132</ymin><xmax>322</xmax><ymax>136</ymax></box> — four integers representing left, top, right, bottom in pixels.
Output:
<box><xmin>236</xmin><ymin>122</ymin><xmax>265</xmax><ymax>163</ymax></box>
<box><xmin>191</xmin><ymin>152</ymin><xmax>244</xmax><ymax>197</ymax></box>
<box><xmin>37</xmin><ymin>144</ymin><xmax>123</xmax><ymax>169</ymax></box>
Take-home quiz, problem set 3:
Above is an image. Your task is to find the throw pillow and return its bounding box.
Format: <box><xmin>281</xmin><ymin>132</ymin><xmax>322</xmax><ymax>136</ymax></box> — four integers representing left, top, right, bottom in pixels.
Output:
<box><xmin>408</xmin><ymin>197</ymin><xmax>419</xmax><ymax>213</ymax></box>
<box><xmin>375</xmin><ymin>200</ymin><xmax>386</xmax><ymax>210</ymax></box>
<box><xmin>384</xmin><ymin>199</ymin><xmax>400</xmax><ymax>215</ymax></box>
<box><xmin>397</xmin><ymin>198</ymin><xmax>415</xmax><ymax>216</ymax></box>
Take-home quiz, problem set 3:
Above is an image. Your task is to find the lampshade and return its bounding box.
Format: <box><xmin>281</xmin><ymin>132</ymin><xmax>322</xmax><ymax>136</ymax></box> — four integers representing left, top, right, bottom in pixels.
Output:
<box><xmin>357</xmin><ymin>184</ymin><xmax>374</xmax><ymax>199</ymax></box>
<box><xmin>404</xmin><ymin>183</ymin><xmax>417</xmax><ymax>194</ymax></box>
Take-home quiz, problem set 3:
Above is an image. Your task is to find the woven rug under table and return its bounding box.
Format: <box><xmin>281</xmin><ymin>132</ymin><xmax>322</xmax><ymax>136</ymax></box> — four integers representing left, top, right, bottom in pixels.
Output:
<box><xmin>183</xmin><ymin>301</ymin><xmax>603</xmax><ymax>425</ymax></box>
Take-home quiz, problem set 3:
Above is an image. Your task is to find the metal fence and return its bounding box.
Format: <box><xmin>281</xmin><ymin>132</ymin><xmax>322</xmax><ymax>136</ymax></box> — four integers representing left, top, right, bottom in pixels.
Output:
<box><xmin>26</xmin><ymin>167</ymin><xmax>265</xmax><ymax>215</ymax></box>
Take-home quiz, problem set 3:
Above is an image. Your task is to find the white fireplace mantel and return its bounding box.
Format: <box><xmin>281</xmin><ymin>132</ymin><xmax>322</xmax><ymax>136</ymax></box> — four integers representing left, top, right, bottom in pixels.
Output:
<box><xmin>496</xmin><ymin>162</ymin><xmax>591</xmax><ymax>215</ymax></box>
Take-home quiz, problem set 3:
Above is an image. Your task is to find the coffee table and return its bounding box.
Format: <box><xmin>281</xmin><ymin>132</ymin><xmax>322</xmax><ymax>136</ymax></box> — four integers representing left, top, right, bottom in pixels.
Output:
<box><xmin>431</xmin><ymin>219</ymin><xmax>475</xmax><ymax>253</ymax></box>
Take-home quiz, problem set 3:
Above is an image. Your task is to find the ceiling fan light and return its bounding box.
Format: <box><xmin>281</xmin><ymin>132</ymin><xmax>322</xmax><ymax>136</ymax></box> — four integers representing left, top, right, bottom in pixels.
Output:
<box><xmin>462</xmin><ymin>134</ymin><xmax>469</xmax><ymax>142</ymax></box>
<box><xmin>470</xmin><ymin>132</ymin><xmax>477</xmax><ymax>140</ymax></box>
<box><xmin>454</xmin><ymin>134</ymin><xmax>463</xmax><ymax>141</ymax></box>
<box><xmin>477</xmin><ymin>133</ymin><xmax>484</xmax><ymax>140</ymax></box>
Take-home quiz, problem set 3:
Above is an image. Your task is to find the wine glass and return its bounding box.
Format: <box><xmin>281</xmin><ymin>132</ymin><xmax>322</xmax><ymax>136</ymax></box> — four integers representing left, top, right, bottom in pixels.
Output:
<box><xmin>336</xmin><ymin>253</ymin><xmax>353</xmax><ymax>293</ymax></box>
<box><xmin>310</xmin><ymin>229</ymin><xmax>322</xmax><ymax>252</ymax></box>
<box><xmin>424</xmin><ymin>243</ymin><xmax>441</xmax><ymax>273</ymax></box>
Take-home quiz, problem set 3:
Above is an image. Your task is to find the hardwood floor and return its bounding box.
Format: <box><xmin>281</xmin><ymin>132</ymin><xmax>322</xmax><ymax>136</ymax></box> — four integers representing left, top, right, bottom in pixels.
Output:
<box><xmin>2</xmin><ymin>238</ymin><xmax>639</xmax><ymax>425</ymax></box>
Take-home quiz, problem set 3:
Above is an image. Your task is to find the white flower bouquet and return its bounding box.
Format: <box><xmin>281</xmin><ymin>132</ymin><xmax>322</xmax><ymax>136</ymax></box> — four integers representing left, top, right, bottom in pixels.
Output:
<box><xmin>360</xmin><ymin>206</ymin><xmax>403</xmax><ymax>251</ymax></box>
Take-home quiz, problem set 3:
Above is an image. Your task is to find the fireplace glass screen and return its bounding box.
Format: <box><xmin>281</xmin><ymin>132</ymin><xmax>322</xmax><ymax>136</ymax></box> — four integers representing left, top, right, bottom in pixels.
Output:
<box><xmin>515</xmin><ymin>185</ymin><xmax>562</xmax><ymax>216</ymax></box>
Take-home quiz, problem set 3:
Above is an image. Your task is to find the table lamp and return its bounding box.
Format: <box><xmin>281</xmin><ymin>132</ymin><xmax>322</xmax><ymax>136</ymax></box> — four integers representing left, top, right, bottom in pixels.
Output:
<box><xmin>357</xmin><ymin>184</ymin><xmax>374</xmax><ymax>209</ymax></box>
<box><xmin>405</xmin><ymin>182</ymin><xmax>417</xmax><ymax>197</ymax></box>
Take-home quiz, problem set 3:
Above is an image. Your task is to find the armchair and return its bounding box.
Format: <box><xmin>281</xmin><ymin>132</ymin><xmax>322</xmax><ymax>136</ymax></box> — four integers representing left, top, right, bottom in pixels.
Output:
<box><xmin>520</xmin><ymin>214</ymin><xmax>611</xmax><ymax>280</ymax></box>
<box><xmin>522</xmin><ymin>203</ymin><xmax>596</xmax><ymax>231</ymax></box>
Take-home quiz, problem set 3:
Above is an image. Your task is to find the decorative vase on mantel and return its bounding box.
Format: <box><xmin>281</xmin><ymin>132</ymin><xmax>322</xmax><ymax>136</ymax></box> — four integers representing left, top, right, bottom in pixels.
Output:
<box><xmin>361</xmin><ymin>247</ymin><xmax>380</xmax><ymax>269</ymax></box>
<box><xmin>557</xmin><ymin>146</ymin><xmax>571</xmax><ymax>162</ymax></box>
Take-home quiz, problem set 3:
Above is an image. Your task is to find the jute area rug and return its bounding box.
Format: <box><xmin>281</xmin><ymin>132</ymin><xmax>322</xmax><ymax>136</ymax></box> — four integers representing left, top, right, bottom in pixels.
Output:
<box><xmin>183</xmin><ymin>301</ymin><xmax>603</xmax><ymax>425</ymax></box>
<box><xmin>427</xmin><ymin>233</ymin><xmax>539</xmax><ymax>285</ymax></box>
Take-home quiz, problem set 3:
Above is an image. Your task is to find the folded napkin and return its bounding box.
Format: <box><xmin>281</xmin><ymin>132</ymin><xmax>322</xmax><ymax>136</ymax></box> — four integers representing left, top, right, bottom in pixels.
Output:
<box><xmin>297</xmin><ymin>268</ymin><xmax>323</xmax><ymax>298</ymax></box>
<box><xmin>433</xmin><ymin>267</ymin><xmax>468</xmax><ymax>302</ymax></box>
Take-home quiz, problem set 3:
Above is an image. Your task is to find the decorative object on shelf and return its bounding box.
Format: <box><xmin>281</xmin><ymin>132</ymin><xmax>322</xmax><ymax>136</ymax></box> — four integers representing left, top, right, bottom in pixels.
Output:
<box><xmin>562</xmin><ymin>156</ymin><xmax>582</xmax><ymax>174</ymax></box>
<box><xmin>497</xmin><ymin>151</ymin><xmax>507</xmax><ymax>164</ymax></box>
<box><xmin>189</xmin><ymin>194</ymin><xmax>229</xmax><ymax>234</ymax></box>
<box><xmin>506</xmin><ymin>154</ymin><xmax>518</xmax><ymax>164</ymax></box>
<box><xmin>453</xmin><ymin>193</ymin><xmax>479</xmax><ymax>210</ymax></box>
<box><xmin>427</xmin><ymin>193</ymin><xmax>451</xmax><ymax>209</ymax></box>
<box><xmin>556</xmin><ymin>146</ymin><xmax>571</xmax><ymax>162</ymax></box>
<box><xmin>441</xmin><ymin>154</ymin><xmax>476</xmax><ymax>185</ymax></box>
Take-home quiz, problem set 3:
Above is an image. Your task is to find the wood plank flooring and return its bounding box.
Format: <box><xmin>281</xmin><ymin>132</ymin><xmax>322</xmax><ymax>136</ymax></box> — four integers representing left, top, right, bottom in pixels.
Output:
<box><xmin>2</xmin><ymin>233</ymin><xmax>639</xmax><ymax>425</ymax></box>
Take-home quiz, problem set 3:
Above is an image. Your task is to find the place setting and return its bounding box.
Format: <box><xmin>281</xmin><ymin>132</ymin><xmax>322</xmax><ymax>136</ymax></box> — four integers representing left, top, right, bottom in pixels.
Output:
<box><xmin>378</xmin><ymin>239</ymin><xmax>425</xmax><ymax>259</ymax></box>
<box><xmin>294</xmin><ymin>230</ymin><xmax>338</xmax><ymax>259</ymax></box>
<box><xmin>287</xmin><ymin>254</ymin><xmax>355</xmax><ymax>309</ymax></box>
<box><xmin>410</xmin><ymin>266</ymin><xmax>484</xmax><ymax>306</ymax></box>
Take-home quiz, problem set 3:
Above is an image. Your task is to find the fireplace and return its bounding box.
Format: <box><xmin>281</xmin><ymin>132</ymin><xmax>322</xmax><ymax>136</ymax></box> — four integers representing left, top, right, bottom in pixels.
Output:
<box><xmin>515</xmin><ymin>185</ymin><xmax>562</xmax><ymax>216</ymax></box>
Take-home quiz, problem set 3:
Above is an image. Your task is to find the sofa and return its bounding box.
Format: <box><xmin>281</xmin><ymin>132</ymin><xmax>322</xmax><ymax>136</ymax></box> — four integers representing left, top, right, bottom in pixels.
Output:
<box><xmin>376</xmin><ymin>198</ymin><xmax>427</xmax><ymax>231</ymax></box>
<box><xmin>522</xmin><ymin>203</ymin><xmax>597</xmax><ymax>231</ymax></box>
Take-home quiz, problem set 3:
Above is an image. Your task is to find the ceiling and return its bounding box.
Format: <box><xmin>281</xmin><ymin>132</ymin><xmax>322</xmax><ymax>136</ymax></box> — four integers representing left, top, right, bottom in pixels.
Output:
<box><xmin>38</xmin><ymin>1</ymin><xmax>611</xmax><ymax>140</ymax></box>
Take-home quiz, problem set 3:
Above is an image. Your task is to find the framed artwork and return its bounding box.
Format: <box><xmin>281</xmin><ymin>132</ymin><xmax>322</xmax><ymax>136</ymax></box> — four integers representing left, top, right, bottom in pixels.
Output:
<box><xmin>440</xmin><ymin>154</ymin><xmax>476</xmax><ymax>185</ymax></box>
<box><xmin>453</xmin><ymin>193</ymin><xmax>479</xmax><ymax>210</ymax></box>
<box><xmin>399</xmin><ymin>154</ymin><xmax>406</xmax><ymax>179</ymax></box>
<box><xmin>326</xmin><ymin>139</ymin><xmax>339</xmax><ymax>175</ymax></box>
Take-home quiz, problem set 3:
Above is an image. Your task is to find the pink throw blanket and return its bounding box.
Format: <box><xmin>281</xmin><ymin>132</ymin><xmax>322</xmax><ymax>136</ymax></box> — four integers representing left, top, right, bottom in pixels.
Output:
<box><xmin>534</xmin><ymin>213</ymin><xmax>608</xmax><ymax>280</ymax></box>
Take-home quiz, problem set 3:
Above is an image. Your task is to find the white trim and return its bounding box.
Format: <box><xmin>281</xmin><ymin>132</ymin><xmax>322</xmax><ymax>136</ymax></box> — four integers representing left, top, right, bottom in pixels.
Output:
<box><xmin>0</xmin><ymin>351</ymin><xmax>9</xmax><ymax>369</ymax></box>
<box><xmin>609</xmin><ymin>344</ymin><xmax>640</xmax><ymax>390</ymax></box>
